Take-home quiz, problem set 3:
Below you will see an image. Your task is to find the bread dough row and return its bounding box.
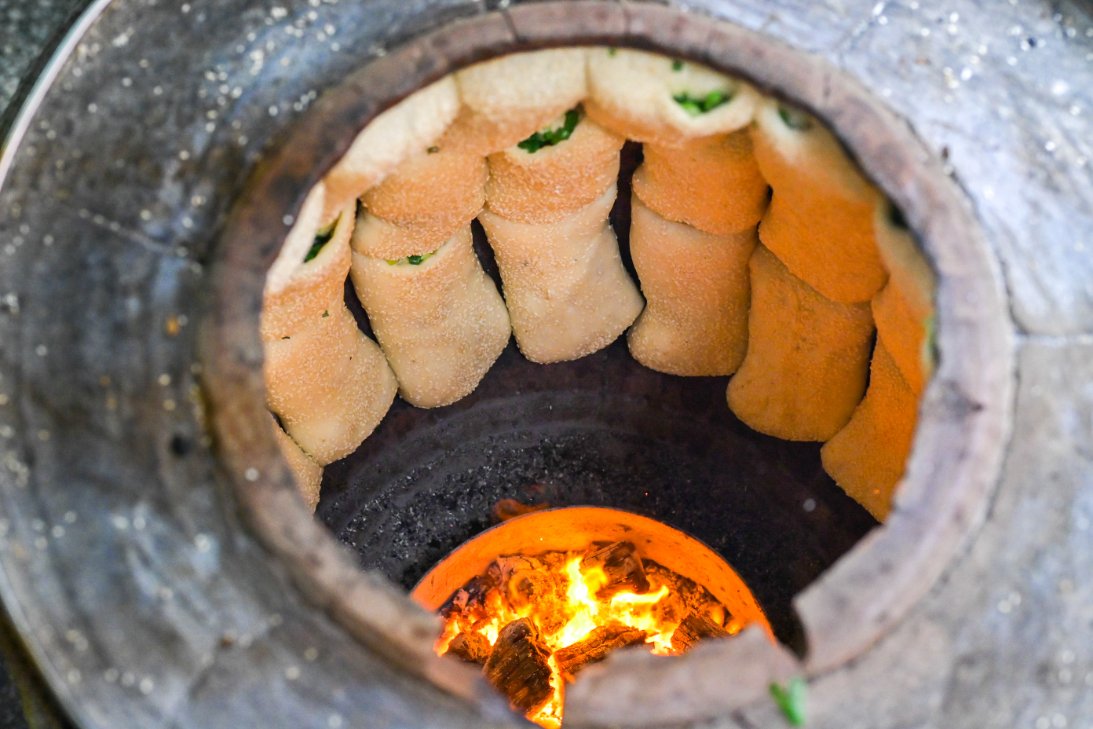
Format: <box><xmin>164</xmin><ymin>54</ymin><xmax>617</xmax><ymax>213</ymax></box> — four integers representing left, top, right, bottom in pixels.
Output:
<box><xmin>260</xmin><ymin>47</ymin><xmax>935</xmax><ymax>522</ymax></box>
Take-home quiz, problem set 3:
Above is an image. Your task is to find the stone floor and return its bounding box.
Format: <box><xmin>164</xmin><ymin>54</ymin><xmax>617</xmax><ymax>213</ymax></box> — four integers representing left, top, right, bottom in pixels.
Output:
<box><xmin>0</xmin><ymin>1</ymin><xmax>1090</xmax><ymax>728</ymax></box>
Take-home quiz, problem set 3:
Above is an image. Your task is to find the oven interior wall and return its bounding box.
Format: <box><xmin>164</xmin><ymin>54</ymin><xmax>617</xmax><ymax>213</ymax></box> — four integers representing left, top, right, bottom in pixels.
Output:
<box><xmin>316</xmin><ymin>142</ymin><xmax>879</xmax><ymax>650</ymax></box>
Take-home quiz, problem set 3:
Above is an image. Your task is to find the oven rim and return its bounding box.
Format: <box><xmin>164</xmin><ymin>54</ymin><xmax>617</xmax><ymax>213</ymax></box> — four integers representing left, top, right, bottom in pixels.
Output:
<box><xmin>199</xmin><ymin>2</ymin><xmax>1016</xmax><ymax>726</ymax></box>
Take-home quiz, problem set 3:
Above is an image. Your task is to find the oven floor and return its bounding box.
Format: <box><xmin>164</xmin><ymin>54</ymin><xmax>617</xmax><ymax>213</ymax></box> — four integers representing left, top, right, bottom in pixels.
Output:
<box><xmin>319</xmin><ymin>334</ymin><xmax>878</xmax><ymax>652</ymax></box>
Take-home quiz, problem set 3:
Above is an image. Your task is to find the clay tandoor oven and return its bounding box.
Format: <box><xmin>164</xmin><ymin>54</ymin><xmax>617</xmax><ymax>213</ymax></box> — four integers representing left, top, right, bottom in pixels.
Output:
<box><xmin>0</xmin><ymin>2</ymin><xmax>1015</xmax><ymax>729</ymax></box>
<box><xmin>206</xmin><ymin>4</ymin><xmax>1011</xmax><ymax>727</ymax></box>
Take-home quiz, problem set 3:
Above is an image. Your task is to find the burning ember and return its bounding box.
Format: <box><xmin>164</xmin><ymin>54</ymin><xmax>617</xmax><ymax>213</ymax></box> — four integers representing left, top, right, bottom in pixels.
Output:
<box><xmin>435</xmin><ymin>540</ymin><xmax>743</xmax><ymax>728</ymax></box>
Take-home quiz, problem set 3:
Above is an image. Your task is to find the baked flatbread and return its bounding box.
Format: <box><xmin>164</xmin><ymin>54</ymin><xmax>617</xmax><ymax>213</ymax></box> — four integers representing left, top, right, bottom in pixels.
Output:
<box><xmin>627</xmin><ymin>197</ymin><xmax>756</xmax><ymax>376</ymax></box>
<box><xmin>586</xmin><ymin>48</ymin><xmax>758</xmax><ymax>146</ymax></box>
<box><xmin>752</xmin><ymin>98</ymin><xmax>886</xmax><ymax>303</ymax></box>
<box><xmin>480</xmin><ymin>185</ymin><xmax>643</xmax><ymax>363</ymax></box>
<box><xmin>727</xmin><ymin>246</ymin><xmax>874</xmax><ymax>441</ymax></box>
<box><xmin>323</xmin><ymin>77</ymin><xmax>460</xmax><ymax>215</ymax></box>
<box><xmin>350</xmin><ymin>226</ymin><xmax>510</xmax><ymax>408</ymax></box>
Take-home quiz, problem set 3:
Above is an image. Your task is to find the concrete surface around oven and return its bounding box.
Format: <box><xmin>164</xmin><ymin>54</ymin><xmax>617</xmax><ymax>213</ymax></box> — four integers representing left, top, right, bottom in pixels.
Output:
<box><xmin>1</xmin><ymin>5</ymin><xmax>100</xmax><ymax>729</ymax></box>
<box><xmin>0</xmin><ymin>1</ymin><xmax>1089</xmax><ymax>729</ymax></box>
<box><xmin>1</xmin><ymin>4</ymin><xmax>89</xmax><ymax>728</ymax></box>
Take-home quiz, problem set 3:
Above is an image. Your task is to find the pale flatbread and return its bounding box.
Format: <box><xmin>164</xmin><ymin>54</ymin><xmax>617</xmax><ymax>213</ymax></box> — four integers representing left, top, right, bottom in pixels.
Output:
<box><xmin>323</xmin><ymin>77</ymin><xmax>460</xmax><ymax>214</ymax></box>
<box><xmin>479</xmin><ymin>185</ymin><xmax>643</xmax><ymax>363</ymax></box>
<box><xmin>440</xmin><ymin>48</ymin><xmax>588</xmax><ymax>156</ymax></box>
<box><xmin>586</xmin><ymin>48</ymin><xmax>758</xmax><ymax>146</ymax></box>
<box><xmin>627</xmin><ymin>197</ymin><xmax>756</xmax><ymax>376</ymax></box>
<box><xmin>350</xmin><ymin>226</ymin><xmax>510</xmax><ymax>408</ymax></box>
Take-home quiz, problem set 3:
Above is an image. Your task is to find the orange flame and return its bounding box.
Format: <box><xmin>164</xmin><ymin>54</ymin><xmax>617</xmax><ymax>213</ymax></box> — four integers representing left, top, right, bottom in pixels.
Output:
<box><xmin>436</xmin><ymin>551</ymin><xmax>708</xmax><ymax>728</ymax></box>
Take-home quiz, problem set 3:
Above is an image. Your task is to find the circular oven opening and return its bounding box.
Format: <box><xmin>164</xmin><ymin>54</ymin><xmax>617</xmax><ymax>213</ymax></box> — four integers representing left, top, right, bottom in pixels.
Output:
<box><xmin>201</xmin><ymin>3</ymin><xmax>1013</xmax><ymax>727</ymax></box>
<box><xmin>412</xmin><ymin>506</ymin><xmax>774</xmax><ymax>728</ymax></box>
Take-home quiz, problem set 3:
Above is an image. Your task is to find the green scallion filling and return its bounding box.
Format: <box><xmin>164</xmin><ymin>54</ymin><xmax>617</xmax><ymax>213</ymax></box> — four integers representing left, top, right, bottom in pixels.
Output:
<box><xmin>777</xmin><ymin>104</ymin><xmax>813</xmax><ymax>131</ymax></box>
<box><xmin>303</xmin><ymin>216</ymin><xmax>339</xmax><ymax>263</ymax></box>
<box><xmin>923</xmin><ymin>311</ymin><xmax>938</xmax><ymax>367</ymax></box>
<box><xmin>769</xmin><ymin>678</ymin><xmax>807</xmax><ymax>727</ymax></box>
<box><xmin>671</xmin><ymin>59</ymin><xmax>684</xmax><ymax>72</ymax></box>
<box><xmin>672</xmin><ymin>90</ymin><xmax>732</xmax><ymax>116</ymax></box>
<box><xmin>385</xmin><ymin>251</ymin><xmax>435</xmax><ymax>266</ymax></box>
<box><xmin>517</xmin><ymin>106</ymin><xmax>581</xmax><ymax>153</ymax></box>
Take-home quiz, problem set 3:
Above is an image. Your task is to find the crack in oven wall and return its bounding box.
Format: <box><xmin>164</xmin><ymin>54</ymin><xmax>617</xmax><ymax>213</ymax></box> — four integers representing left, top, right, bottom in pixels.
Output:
<box><xmin>200</xmin><ymin>3</ymin><xmax>1013</xmax><ymax>728</ymax></box>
